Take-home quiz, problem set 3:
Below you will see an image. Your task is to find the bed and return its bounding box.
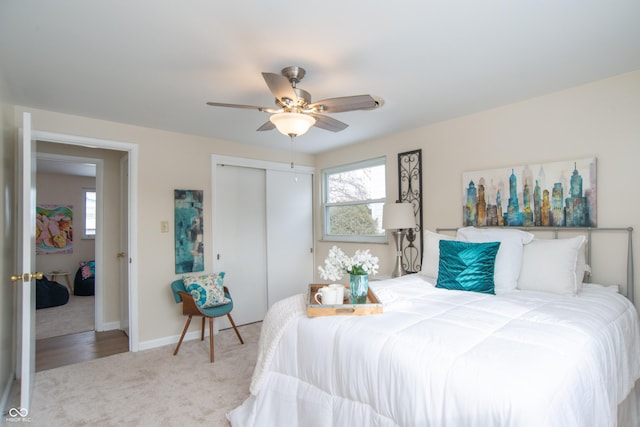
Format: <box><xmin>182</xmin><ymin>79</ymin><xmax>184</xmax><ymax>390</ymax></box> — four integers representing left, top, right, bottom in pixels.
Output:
<box><xmin>228</xmin><ymin>227</ymin><xmax>640</xmax><ymax>427</ymax></box>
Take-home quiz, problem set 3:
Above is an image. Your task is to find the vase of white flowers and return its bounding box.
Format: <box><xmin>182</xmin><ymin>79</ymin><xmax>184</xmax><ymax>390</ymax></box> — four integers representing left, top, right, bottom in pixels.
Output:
<box><xmin>318</xmin><ymin>246</ymin><xmax>379</xmax><ymax>304</ymax></box>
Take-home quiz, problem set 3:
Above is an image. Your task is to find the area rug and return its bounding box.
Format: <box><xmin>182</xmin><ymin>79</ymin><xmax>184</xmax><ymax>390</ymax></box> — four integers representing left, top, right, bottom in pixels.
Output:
<box><xmin>36</xmin><ymin>295</ymin><xmax>95</xmax><ymax>339</ymax></box>
<box><xmin>25</xmin><ymin>322</ymin><xmax>260</xmax><ymax>426</ymax></box>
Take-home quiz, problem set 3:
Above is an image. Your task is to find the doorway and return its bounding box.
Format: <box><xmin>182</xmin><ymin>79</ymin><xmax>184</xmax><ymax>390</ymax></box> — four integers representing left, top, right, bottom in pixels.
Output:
<box><xmin>34</xmin><ymin>153</ymin><xmax>97</xmax><ymax>342</ymax></box>
<box><xmin>33</xmin><ymin>147</ymin><xmax>128</xmax><ymax>370</ymax></box>
<box><xmin>29</xmin><ymin>129</ymin><xmax>140</xmax><ymax>357</ymax></box>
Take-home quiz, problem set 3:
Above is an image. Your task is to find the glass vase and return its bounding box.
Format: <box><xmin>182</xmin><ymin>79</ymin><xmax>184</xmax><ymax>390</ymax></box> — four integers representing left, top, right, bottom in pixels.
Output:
<box><xmin>349</xmin><ymin>274</ymin><xmax>369</xmax><ymax>304</ymax></box>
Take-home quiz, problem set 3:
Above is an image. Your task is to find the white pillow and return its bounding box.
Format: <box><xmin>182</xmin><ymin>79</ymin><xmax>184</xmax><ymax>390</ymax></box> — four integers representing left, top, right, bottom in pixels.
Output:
<box><xmin>418</xmin><ymin>230</ymin><xmax>454</xmax><ymax>278</ymax></box>
<box><xmin>517</xmin><ymin>235</ymin><xmax>587</xmax><ymax>295</ymax></box>
<box><xmin>456</xmin><ymin>227</ymin><xmax>534</xmax><ymax>293</ymax></box>
<box><xmin>575</xmin><ymin>238</ymin><xmax>588</xmax><ymax>288</ymax></box>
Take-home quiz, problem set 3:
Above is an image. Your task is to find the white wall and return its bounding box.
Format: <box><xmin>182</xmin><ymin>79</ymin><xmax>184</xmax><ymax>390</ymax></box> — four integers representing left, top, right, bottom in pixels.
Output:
<box><xmin>315</xmin><ymin>70</ymin><xmax>640</xmax><ymax>308</ymax></box>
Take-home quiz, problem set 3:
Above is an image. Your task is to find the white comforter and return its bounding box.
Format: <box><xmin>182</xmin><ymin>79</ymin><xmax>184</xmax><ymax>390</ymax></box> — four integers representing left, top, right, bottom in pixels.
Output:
<box><xmin>228</xmin><ymin>275</ymin><xmax>640</xmax><ymax>427</ymax></box>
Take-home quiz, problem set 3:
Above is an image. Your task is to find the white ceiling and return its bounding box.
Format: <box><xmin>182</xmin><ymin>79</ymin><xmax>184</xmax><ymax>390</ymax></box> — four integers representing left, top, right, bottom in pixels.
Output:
<box><xmin>37</xmin><ymin>159</ymin><xmax>96</xmax><ymax>177</ymax></box>
<box><xmin>1</xmin><ymin>1</ymin><xmax>639</xmax><ymax>154</ymax></box>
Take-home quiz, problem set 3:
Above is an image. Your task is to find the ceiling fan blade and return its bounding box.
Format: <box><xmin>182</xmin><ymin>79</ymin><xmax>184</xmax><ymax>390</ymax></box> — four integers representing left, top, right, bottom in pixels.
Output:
<box><xmin>311</xmin><ymin>114</ymin><xmax>349</xmax><ymax>132</ymax></box>
<box><xmin>262</xmin><ymin>72</ymin><xmax>298</xmax><ymax>104</ymax></box>
<box><xmin>256</xmin><ymin>121</ymin><xmax>275</xmax><ymax>132</ymax></box>
<box><xmin>206</xmin><ymin>101</ymin><xmax>270</xmax><ymax>111</ymax></box>
<box><xmin>309</xmin><ymin>95</ymin><xmax>378</xmax><ymax>113</ymax></box>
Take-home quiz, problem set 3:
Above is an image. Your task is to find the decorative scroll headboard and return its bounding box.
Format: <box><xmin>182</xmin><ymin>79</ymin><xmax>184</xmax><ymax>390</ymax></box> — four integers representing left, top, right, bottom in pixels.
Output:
<box><xmin>435</xmin><ymin>227</ymin><xmax>634</xmax><ymax>303</ymax></box>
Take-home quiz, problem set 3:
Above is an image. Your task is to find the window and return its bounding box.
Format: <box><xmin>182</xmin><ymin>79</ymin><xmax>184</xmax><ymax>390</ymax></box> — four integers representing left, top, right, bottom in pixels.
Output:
<box><xmin>83</xmin><ymin>188</ymin><xmax>96</xmax><ymax>239</ymax></box>
<box><xmin>322</xmin><ymin>157</ymin><xmax>386</xmax><ymax>243</ymax></box>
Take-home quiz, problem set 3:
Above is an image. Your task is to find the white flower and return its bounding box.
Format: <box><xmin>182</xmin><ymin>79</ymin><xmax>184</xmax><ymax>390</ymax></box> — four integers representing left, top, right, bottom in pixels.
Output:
<box><xmin>318</xmin><ymin>246</ymin><xmax>379</xmax><ymax>280</ymax></box>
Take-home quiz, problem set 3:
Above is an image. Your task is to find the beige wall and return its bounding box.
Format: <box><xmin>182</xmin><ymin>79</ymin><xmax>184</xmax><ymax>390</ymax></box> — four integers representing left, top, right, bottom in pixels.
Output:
<box><xmin>0</xmin><ymin>62</ymin><xmax>16</xmax><ymax>407</ymax></box>
<box><xmin>315</xmin><ymin>70</ymin><xmax>640</xmax><ymax>308</ymax></box>
<box><xmin>5</xmin><ymin>70</ymin><xmax>640</xmax><ymax>353</ymax></box>
<box><xmin>13</xmin><ymin>107</ymin><xmax>314</xmax><ymax>346</ymax></box>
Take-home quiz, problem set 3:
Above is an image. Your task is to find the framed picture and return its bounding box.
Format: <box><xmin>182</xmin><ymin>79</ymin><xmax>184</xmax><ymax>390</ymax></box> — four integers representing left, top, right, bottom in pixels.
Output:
<box><xmin>462</xmin><ymin>158</ymin><xmax>596</xmax><ymax>227</ymax></box>
<box><xmin>36</xmin><ymin>204</ymin><xmax>73</xmax><ymax>254</ymax></box>
<box><xmin>174</xmin><ymin>190</ymin><xmax>204</xmax><ymax>273</ymax></box>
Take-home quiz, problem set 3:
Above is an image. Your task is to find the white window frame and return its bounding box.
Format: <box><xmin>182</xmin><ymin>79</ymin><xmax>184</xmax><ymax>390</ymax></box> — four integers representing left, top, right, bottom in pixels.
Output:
<box><xmin>321</xmin><ymin>156</ymin><xmax>387</xmax><ymax>243</ymax></box>
<box><xmin>83</xmin><ymin>188</ymin><xmax>96</xmax><ymax>239</ymax></box>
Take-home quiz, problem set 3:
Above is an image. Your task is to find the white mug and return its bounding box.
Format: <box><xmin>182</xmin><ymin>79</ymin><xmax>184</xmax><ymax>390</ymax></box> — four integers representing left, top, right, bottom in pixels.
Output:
<box><xmin>314</xmin><ymin>286</ymin><xmax>339</xmax><ymax>305</ymax></box>
<box><xmin>328</xmin><ymin>284</ymin><xmax>345</xmax><ymax>304</ymax></box>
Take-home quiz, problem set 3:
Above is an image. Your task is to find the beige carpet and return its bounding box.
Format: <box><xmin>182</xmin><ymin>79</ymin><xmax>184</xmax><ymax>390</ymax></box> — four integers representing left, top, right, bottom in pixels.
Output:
<box><xmin>26</xmin><ymin>322</ymin><xmax>260</xmax><ymax>426</ymax></box>
<box><xmin>36</xmin><ymin>295</ymin><xmax>95</xmax><ymax>339</ymax></box>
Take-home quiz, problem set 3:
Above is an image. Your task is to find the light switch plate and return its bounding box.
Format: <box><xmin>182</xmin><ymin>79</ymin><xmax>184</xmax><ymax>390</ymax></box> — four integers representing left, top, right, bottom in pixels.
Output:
<box><xmin>160</xmin><ymin>221</ymin><xmax>169</xmax><ymax>233</ymax></box>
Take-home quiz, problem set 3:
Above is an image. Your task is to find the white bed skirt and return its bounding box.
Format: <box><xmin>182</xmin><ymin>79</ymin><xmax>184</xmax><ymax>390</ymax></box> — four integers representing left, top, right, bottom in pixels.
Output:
<box><xmin>619</xmin><ymin>379</ymin><xmax>640</xmax><ymax>427</ymax></box>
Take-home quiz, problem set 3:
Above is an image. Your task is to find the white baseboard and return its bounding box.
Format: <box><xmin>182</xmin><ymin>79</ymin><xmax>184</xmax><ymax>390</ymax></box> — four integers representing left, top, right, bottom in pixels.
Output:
<box><xmin>138</xmin><ymin>330</ymin><xmax>202</xmax><ymax>351</ymax></box>
<box><xmin>95</xmin><ymin>321</ymin><xmax>121</xmax><ymax>332</ymax></box>
<box><xmin>103</xmin><ymin>321</ymin><xmax>121</xmax><ymax>331</ymax></box>
<box><xmin>137</xmin><ymin>320</ymin><xmax>232</xmax><ymax>352</ymax></box>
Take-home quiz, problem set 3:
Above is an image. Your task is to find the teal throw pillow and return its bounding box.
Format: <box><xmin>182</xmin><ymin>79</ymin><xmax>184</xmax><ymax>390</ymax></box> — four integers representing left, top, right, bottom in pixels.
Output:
<box><xmin>436</xmin><ymin>240</ymin><xmax>500</xmax><ymax>294</ymax></box>
<box><xmin>183</xmin><ymin>272</ymin><xmax>230</xmax><ymax>308</ymax></box>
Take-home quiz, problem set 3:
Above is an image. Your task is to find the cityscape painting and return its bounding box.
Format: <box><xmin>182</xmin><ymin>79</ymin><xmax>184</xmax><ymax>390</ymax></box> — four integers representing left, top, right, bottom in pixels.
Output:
<box><xmin>462</xmin><ymin>158</ymin><xmax>596</xmax><ymax>228</ymax></box>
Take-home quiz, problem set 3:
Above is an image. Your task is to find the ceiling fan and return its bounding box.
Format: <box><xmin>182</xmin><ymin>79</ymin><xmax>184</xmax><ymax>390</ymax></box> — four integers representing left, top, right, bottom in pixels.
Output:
<box><xmin>206</xmin><ymin>66</ymin><xmax>382</xmax><ymax>137</ymax></box>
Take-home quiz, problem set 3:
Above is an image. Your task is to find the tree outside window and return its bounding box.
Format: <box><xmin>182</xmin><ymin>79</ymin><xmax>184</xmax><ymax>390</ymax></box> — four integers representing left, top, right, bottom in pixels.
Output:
<box><xmin>322</xmin><ymin>157</ymin><xmax>386</xmax><ymax>243</ymax></box>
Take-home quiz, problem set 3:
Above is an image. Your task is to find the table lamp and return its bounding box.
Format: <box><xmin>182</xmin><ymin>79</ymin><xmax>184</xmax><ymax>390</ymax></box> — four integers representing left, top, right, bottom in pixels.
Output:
<box><xmin>382</xmin><ymin>202</ymin><xmax>416</xmax><ymax>277</ymax></box>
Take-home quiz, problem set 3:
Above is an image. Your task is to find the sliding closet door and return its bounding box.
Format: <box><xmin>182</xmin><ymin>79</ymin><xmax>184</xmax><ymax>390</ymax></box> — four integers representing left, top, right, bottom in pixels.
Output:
<box><xmin>214</xmin><ymin>164</ymin><xmax>267</xmax><ymax>326</ymax></box>
<box><xmin>266</xmin><ymin>170</ymin><xmax>314</xmax><ymax>306</ymax></box>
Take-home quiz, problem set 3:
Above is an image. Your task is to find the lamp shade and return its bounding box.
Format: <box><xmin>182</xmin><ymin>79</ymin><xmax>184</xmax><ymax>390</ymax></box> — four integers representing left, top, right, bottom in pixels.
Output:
<box><xmin>382</xmin><ymin>203</ymin><xmax>415</xmax><ymax>230</ymax></box>
<box><xmin>269</xmin><ymin>112</ymin><xmax>316</xmax><ymax>136</ymax></box>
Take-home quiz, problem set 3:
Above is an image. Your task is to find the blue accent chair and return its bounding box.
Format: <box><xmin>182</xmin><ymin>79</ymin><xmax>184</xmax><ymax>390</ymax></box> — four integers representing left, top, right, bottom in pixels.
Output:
<box><xmin>171</xmin><ymin>279</ymin><xmax>243</xmax><ymax>362</ymax></box>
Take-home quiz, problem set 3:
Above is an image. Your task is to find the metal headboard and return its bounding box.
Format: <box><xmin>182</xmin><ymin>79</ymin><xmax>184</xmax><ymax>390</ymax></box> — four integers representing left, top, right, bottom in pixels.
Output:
<box><xmin>435</xmin><ymin>227</ymin><xmax>634</xmax><ymax>303</ymax></box>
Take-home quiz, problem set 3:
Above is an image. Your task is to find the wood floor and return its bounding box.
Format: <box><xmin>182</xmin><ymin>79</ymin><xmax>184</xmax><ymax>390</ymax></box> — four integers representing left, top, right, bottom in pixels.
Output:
<box><xmin>36</xmin><ymin>330</ymin><xmax>129</xmax><ymax>372</ymax></box>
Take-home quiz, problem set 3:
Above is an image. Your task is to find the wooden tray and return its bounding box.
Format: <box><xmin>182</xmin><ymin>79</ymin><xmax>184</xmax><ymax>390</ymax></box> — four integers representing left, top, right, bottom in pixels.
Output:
<box><xmin>306</xmin><ymin>283</ymin><xmax>383</xmax><ymax>317</ymax></box>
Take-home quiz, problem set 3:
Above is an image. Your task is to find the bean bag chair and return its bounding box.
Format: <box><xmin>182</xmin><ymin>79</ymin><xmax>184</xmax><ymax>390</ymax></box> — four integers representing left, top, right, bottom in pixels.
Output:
<box><xmin>36</xmin><ymin>276</ymin><xmax>70</xmax><ymax>309</ymax></box>
<box><xmin>74</xmin><ymin>260</ymin><xmax>95</xmax><ymax>296</ymax></box>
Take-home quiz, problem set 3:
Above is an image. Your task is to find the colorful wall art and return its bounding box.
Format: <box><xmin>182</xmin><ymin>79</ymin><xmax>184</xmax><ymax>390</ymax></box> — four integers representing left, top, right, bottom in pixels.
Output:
<box><xmin>462</xmin><ymin>158</ymin><xmax>596</xmax><ymax>227</ymax></box>
<box><xmin>174</xmin><ymin>189</ymin><xmax>204</xmax><ymax>273</ymax></box>
<box><xmin>36</xmin><ymin>204</ymin><xmax>73</xmax><ymax>254</ymax></box>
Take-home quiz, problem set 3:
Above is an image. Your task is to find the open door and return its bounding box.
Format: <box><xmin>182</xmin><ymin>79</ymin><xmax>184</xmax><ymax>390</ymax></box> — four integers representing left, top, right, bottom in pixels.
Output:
<box><xmin>10</xmin><ymin>112</ymin><xmax>38</xmax><ymax>413</ymax></box>
<box><xmin>119</xmin><ymin>155</ymin><xmax>130</xmax><ymax>336</ymax></box>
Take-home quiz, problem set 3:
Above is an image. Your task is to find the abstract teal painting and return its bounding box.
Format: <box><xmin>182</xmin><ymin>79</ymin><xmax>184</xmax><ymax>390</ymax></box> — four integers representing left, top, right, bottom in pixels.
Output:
<box><xmin>175</xmin><ymin>190</ymin><xmax>204</xmax><ymax>273</ymax></box>
<box><xmin>462</xmin><ymin>158</ymin><xmax>596</xmax><ymax>227</ymax></box>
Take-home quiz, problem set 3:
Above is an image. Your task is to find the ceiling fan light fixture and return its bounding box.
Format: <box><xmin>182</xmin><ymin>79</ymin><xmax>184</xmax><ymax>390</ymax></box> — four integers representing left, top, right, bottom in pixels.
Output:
<box><xmin>269</xmin><ymin>112</ymin><xmax>316</xmax><ymax>137</ymax></box>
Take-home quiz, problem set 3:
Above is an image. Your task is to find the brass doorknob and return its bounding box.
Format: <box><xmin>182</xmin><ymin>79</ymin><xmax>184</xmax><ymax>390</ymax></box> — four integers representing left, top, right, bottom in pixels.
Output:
<box><xmin>117</xmin><ymin>252</ymin><xmax>126</xmax><ymax>258</ymax></box>
<box><xmin>10</xmin><ymin>272</ymin><xmax>43</xmax><ymax>282</ymax></box>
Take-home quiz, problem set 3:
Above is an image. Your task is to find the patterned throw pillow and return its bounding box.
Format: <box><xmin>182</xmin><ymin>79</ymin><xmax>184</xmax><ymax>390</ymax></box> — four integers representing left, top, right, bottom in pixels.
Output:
<box><xmin>183</xmin><ymin>273</ymin><xmax>230</xmax><ymax>308</ymax></box>
<box><xmin>436</xmin><ymin>240</ymin><xmax>500</xmax><ymax>294</ymax></box>
<box><xmin>80</xmin><ymin>260</ymin><xmax>96</xmax><ymax>280</ymax></box>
